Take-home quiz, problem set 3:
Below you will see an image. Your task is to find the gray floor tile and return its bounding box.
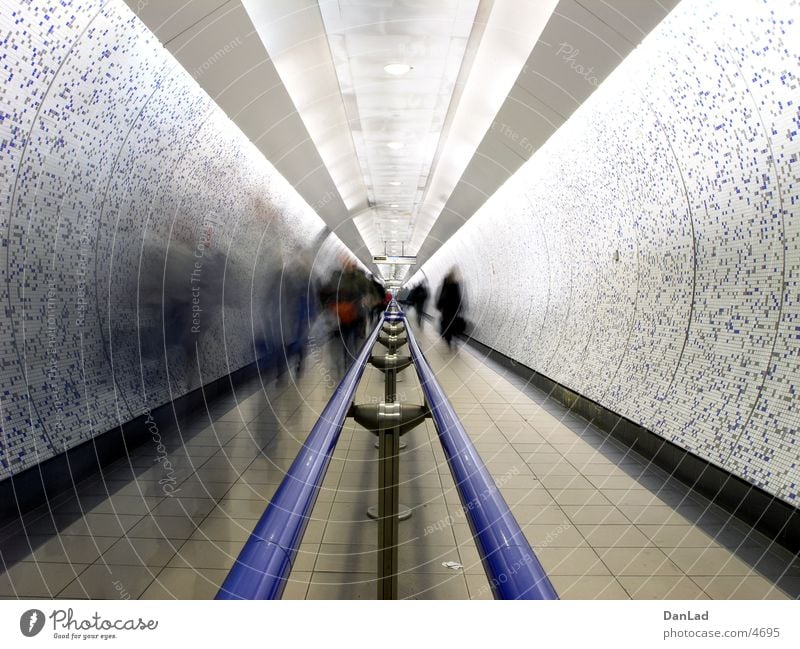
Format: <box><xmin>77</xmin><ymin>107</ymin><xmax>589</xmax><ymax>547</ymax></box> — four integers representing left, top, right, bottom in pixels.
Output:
<box><xmin>690</xmin><ymin>574</ymin><xmax>793</xmax><ymax>600</ymax></box>
<box><xmin>188</xmin><ymin>517</ymin><xmax>254</xmax><ymax>543</ymax></box>
<box><xmin>535</xmin><ymin>546</ymin><xmax>610</xmax><ymax>576</ymax></box>
<box><xmin>282</xmin><ymin>571</ymin><xmax>312</xmax><ymax>600</ymax></box>
<box><xmin>399</xmin><ymin>571</ymin><xmax>469</xmax><ymax>599</ymax></box>
<box><xmin>207</xmin><ymin>499</ymin><xmax>269</xmax><ymax>519</ymax></box>
<box><xmin>597</xmin><ymin>547</ymin><xmax>684</xmax><ymax>576</ymax></box>
<box><xmin>619</xmin><ymin>575</ymin><xmax>710</xmax><ymax>599</ymax></box>
<box><xmin>149</xmin><ymin>497</ymin><xmax>217</xmax><ymax>519</ymax></box>
<box><xmin>0</xmin><ymin>562</ymin><xmax>88</xmax><ymax>597</ymax></box>
<box><xmin>306</xmin><ymin>572</ymin><xmax>375</xmax><ymax>599</ymax></box>
<box><xmin>127</xmin><ymin>515</ymin><xmax>201</xmax><ymax>540</ymax></box>
<box><xmin>664</xmin><ymin>547</ymin><xmax>759</xmax><ymax>576</ymax></box>
<box><xmin>550</xmin><ymin>575</ymin><xmax>630</xmax><ymax>599</ymax></box>
<box><xmin>59</xmin><ymin>564</ymin><xmax>157</xmax><ymax>599</ymax></box>
<box><xmin>101</xmin><ymin>536</ymin><xmax>184</xmax><ymax>568</ymax></box>
<box><xmin>168</xmin><ymin>540</ymin><xmax>242</xmax><ymax>570</ymax></box>
<box><xmin>616</xmin><ymin>505</ymin><xmax>691</xmax><ymax>525</ymax></box>
<box><xmin>576</xmin><ymin>524</ymin><xmax>653</xmax><ymax>548</ymax></box>
<box><xmin>26</xmin><ymin>535</ymin><xmax>118</xmax><ymax>564</ymax></box>
<box><xmin>141</xmin><ymin>567</ymin><xmax>229</xmax><ymax>600</ymax></box>
<box><xmin>465</xmin><ymin>573</ymin><xmax>493</xmax><ymax>599</ymax></box>
<box><xmin>637</xmin><ymin>524</ymin><xmax>722</xmax><ymax>547</ymax></box>
<box><xmin>523</xmin><ymin>523</ymin><xmax>589</xmax><ymax>548</ymax></box>
<box><xmin>562</xmin><ymin>505</ymin><xmax>631</xmax><ymax>525</ymax></box>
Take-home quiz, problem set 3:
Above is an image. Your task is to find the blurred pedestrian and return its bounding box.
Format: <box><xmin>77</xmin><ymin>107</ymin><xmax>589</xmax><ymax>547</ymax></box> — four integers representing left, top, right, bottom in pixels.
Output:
<box><xmin>436</xmin><ymin>269</ymin><xmax>465</xmax><ymax>349</ymax></box>
<box><xmin>319</xmin><ymin>259</ymin><xmax>369</xmax><ymax>374</ymax></box>
<box><xmin>368</xmin><ymin>274</ymin><xmax>385</xmax><ymax>326</ymax></box>
<box><xmin>280</xmin><ymin>251</ymin><xmax>314</xmax><ymax>377</ymax></box>
<box><xmin>408</xmin><ymin>281</ymin><xmax>429</xmax><ymax>327</ymax></box>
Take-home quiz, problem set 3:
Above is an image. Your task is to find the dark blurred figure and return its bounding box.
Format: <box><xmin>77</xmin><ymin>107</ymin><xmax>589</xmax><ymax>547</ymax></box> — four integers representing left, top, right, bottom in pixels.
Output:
<box><xmin>368</xmin><ymin>274</ymin><xmax>385</xmax><ymax>326</ymax></box>
<box><xmin>137</xmin><ymin>228</ymin><xmax>228</xmax><ymax>393</ymax></box>
<box><xmin>280</xmin><ymin>251</ymin><xmax>314</xmax><ymax>377</ymax></box>
<box><xmin>436</xmin><ymin>269</ymin><xmax>465</xmax><ymax>350</ymax></box>
<box><xmin>319</xmin><ymin>259</ymin><xmax>369</xmax><ymax>374</ymax></box>
<box><xmin>407</xmin><ymin>281</ymin><xmax>429</xmax><ymax>327</ymax></box>
<box><xmin>160</xmin><ymin>239</ymin><xmax>196</xmax><ymax>361</ymax></box>
<box><xmin>255</xmin><ymin>251</ymin><xmax>284</xmax><ymax>377</ymax></box>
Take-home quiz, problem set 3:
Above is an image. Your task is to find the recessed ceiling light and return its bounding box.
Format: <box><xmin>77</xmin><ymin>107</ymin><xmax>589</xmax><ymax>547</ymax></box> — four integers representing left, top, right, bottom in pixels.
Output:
<box><xmin>387</xmin><ymin>141</ymin><xmax>404</xmax><ymax>150</ymax></box>
<box><xmin>388</xmin><ymin>181</ymin><xmax>401</xmax><ymax>186</ymax></box>
<box><xmin>390</xmin><ymin>203</ymin><xmax>399</xmax><ymax>208</ymax></box>
<box><xmin>384</xmin><ymin>63</ymin><xmax>411</xmax><ymax>76</ymax></box>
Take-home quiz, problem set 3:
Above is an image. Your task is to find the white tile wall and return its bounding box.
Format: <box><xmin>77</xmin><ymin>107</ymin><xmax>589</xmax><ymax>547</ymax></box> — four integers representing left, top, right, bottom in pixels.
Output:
<box><xmin>417</xmin><ymin>0</ymin><xmax>800</xmax><ymax>506</ymax></box>
<box><xmin>0</xmin><ymin>0</ymin><xmax>353</xmax><ymax>478</ymax></box>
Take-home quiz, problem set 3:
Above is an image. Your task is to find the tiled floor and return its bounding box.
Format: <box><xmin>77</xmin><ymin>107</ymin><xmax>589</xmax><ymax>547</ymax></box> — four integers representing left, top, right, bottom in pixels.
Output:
<box><xmin>1</xmin><ymin>321</ymin><xmax>798</xmax><ymax>600</ymax></box>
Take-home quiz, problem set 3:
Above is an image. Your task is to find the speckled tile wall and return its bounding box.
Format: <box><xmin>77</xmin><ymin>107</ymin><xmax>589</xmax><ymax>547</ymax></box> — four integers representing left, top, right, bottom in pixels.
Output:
<box><xmin>417</xmin><ymin>0</ymin><xmax>800</xmax><ymax>506</ymax></box>
<box><xmin>0</xmin><ymin>0</ymin><xmax>353</xmax><ymax>478</ymax></box>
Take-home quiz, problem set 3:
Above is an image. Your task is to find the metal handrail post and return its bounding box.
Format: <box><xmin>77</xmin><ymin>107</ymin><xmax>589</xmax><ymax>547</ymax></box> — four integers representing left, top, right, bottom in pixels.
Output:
<box><xmin>354</xmin><ymin>304</ymin><xmax>428</xmax><ymax>598</ymax></box>
<box><xmin>377</xmin><ymin>402</ymin><xmax>401</xmax><ymax>599</ymax></box>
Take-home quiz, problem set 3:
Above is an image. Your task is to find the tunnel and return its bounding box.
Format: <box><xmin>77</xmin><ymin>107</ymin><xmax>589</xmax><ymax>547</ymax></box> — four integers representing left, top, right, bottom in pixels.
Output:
<box><xmin>0</xmin><ymin>0</ymin><xmax>799</xmax><ymax>622</ymax></box>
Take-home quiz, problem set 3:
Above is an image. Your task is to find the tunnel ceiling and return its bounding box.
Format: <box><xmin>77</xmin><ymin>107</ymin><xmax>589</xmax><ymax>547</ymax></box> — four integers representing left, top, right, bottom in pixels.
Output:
<box><xmin>124</xmin><ymin>0</ymin><xmax>679</xmax><ymax>279</ymax></box>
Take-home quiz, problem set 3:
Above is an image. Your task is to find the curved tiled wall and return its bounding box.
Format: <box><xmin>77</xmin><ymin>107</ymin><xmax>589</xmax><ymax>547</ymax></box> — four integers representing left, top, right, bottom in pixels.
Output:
<box><xmin>418</xmin><ymin>0</ymin><xmax>800</xmax><ymax>506</ymax></box>
<box><xmin>0</xmin><ymin>0</ymin><xmax>354</xmax><ymax>478</ymax></box>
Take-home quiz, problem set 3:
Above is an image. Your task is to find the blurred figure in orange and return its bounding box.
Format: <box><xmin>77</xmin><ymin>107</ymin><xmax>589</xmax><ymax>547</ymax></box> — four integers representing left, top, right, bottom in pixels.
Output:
<box><xmin>367</xmin><ymin>274</ymin><xmax>386</xmax><ymax>326</ymax></box>
<box><xmin>318</xmin><ymin>259</ymin><xmax>369</xmax><ymax>374</ymax></box>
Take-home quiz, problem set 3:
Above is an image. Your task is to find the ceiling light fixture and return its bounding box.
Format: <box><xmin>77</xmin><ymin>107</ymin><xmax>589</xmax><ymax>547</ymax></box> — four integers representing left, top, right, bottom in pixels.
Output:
<box><xmin>390</xmin><ymin>203</ymin><xmax>399</xmax><ymax>208</ymax></box>
<box><xmin>388</xmin><ymin>181</ymin><xmax>401</xmax><ymax>186</ymax></box>
<box><xmin>384</xmin><ymin>63</ymin><xmax>412</xmax><ymax>76</ymax></box>
<box><xmin>387</xmin><ymin>141</ymin><xmax>404</xmax><ymax>150</ymax></box>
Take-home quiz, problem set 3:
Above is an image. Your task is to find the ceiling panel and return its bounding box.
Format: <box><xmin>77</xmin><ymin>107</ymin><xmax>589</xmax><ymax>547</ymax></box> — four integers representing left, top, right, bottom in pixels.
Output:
<box><xmin>317</xmin><ymin>0</ymin><xmax>482</xmax><ymax>257</ymax></box>
<box><xmin>414</xmin><ymin>0</ymin><xmax>680</xmax><ymax>268</ymax></box>
<box><xmin>125</xmin><ymin>0</ymin><xmax>231</xmax><ymax>43</ymax></box>
<box><xmin>488</xmin><ymin>84</ymin><xmax>567</xmax><ymax>164</ymax></box>
<box><xmin>573</xmin><ymin>0</ymin><xmax>673</xmax><ymax>42</ymax></box>
<box><xmin>124</xmin><ymin>0</ymin><xmax>374</xmax><ymax>268</ymax></box>
<box><xmin>241</xmin><ymin>0</ymin><xmax>369</xmax><ymax>214</ymax></box>
<box><xmin>125</xmin><ymin>0</ymin><xmax>679</xmax><ymax>277</ymax></box>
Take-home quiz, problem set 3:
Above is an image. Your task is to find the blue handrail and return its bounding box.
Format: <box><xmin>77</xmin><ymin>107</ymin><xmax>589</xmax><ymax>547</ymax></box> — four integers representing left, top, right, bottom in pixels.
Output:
<box><xmin>402</xmin><ymin>310</ymin><xmax>558</xmax><ymax>600</ymax></box>
<box><xmin>216</xmin><ymin>317</ymin><xmax>385</xmax><ymax>600</ymax></box>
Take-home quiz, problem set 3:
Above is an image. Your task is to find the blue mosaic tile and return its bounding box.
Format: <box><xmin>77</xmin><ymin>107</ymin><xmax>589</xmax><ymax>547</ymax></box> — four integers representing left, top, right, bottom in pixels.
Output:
<box><xmin>418</xmin><ymin>0</ymin><xmax>800</xmax><ymax>506</ymax></box>
<box><xmin>0</xmin><ymin>0</ymin><xmax>351</xmax><ymax>479</ymax></box>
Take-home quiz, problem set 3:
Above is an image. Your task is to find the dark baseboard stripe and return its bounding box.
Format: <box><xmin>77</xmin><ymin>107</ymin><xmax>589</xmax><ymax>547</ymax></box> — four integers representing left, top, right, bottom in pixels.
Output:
<box><xmin>0</xmin><ymin>359</ymin><xmax>267</xmax><ymax>522</ymax></box>
<box><xmin>460</xmin><ymin>334</ymin><xmax>799</xmax><ymax>553</ymax></box>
